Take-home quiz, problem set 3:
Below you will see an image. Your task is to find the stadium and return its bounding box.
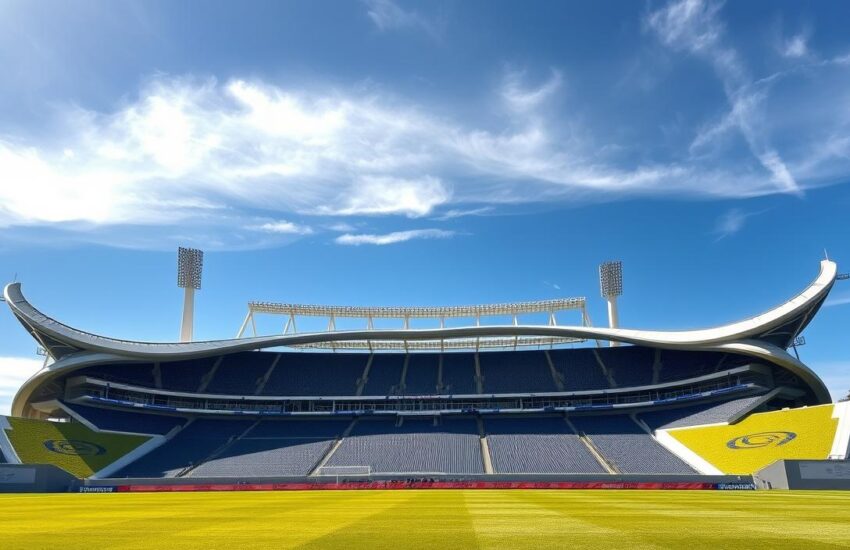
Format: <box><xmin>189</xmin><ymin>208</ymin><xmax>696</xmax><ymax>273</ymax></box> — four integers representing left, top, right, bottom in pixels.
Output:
<box><xmin>1</xmin><ymin>253</ymin><xmax>849</xmax><ymax>547</ymax></box>
<box><xmin>1</xmin><ymin>254</ymin><xmax>847</xmax><ymax>486</ymax></box>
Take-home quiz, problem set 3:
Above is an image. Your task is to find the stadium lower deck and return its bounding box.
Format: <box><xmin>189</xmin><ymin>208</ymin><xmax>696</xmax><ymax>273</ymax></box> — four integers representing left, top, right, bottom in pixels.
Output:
<box><xmin>2</xmin><ymin>347</ymin><xmax>847</xmax><ymax>483</ymax></box>
<box><xmin>3</xmin><ymin>490</ymin><xmax>850</xmax><ymax>549</ymax></box>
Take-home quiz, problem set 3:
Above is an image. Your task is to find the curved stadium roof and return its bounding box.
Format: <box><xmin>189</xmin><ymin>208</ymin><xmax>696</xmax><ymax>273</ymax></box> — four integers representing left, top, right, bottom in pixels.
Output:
<box><xmin>3</xmin><ymin>260</ymin><xmax>838</xmax><ymax>415</ymax></box>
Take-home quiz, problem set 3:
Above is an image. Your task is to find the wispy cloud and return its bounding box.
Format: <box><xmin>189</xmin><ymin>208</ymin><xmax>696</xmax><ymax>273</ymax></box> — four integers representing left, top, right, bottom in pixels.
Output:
<box><xmin>825</xmin><ymin>292</ymin><xmax>850</xmax><ymax>308</ymax></box>
<box><xmin>362</xmin><ymin>0</ymin><xmax>443</xmax><ymax>39</ymax></box>
<box><xmin>250</xmin><ymin>220</ymin><xmax>313</xmax><ymax>235</ymax></box>
<box><xmin>316</xmin><ymin>176</ymin><xmax>451</xmax><ymax>218</ymax></box>
<box><xmin>543</xmin><ymin>280</ymin><xmax>562</xmax><ymax>291</ymax></box>
<box><xmin>0</xmin><ymin>356</ymin><xmax>43</xmax><ymax>415</ymax></box>
<box><xmin>712</xmin><ymin>208</ymin><xmax>753</xmax><ymax>240</ymax></box>
<box><xmin>501</xmin><ymin>69</ymin><xmax>563</xmax><ymax>113</ymax></box>
<box><xmin>433</xmin><ymin>206</ymin><xmax>494</xmax><ymax>221</ymax></box>
<box><xmin>335</xmin><ymin>228</ymin><xmax>454</xmax><ymax>246</ymax></box>
<box><xmin>1</xmin><ymin>15</ymin><xmax>849</xmax><ymax>251</ymax></box>
<box><xmin>782</xmin><ymin>34</ymin><xmax>809</xmax><ymax>59</ymax></box>
<box><xmin>647</xmin><ymin>0</ymin><xmax>802</xmax><ymax>196</ymax></box>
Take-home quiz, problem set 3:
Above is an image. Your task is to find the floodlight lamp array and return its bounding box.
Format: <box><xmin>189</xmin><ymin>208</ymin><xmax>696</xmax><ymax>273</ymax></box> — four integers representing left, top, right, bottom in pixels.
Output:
<box><xmin>248</xmin><ymin>298</ymin><xmax>586</xmax><ymax>318</ymax></box>
<box><xmin>177</xmin><ymin>247</ymin><xmax>204</xmax><ymax>290</ymax></box>
<box><xmin>296</xmin><ymin>335</ymin><xmax>585</xmax><ymax>351</ymax></box>
<box><xmin>599</xmin><ymin>261</ymin><xmax>623</xmax><ymax>299</ymax></box>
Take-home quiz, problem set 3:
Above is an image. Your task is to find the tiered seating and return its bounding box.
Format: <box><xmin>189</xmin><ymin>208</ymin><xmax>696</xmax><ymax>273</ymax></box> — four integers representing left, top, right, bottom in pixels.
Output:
<box><xmin>480</xmin><ymin>351</ymin><xmax>557</xmax><ymax>393</ymax></box>
<box><xmin>549</xmin><ymin>349</ymin><xmax>610</xmax><ymax>391</ymax></box>
<box><xmin>402</xmin><ymin>354</ymin><xmax>438</xmax><ymax>395</ymax></box>
<box><xmin>657</xmin><ymin>350</ymin><xmax>723</xmax><ymax>382</ymax></box>
<box><xmin>571</xmin><ymin>415</ymin><xmax>695</xmax><ymax>474</ymax></box>
<box><xmin>159</xmin><ymin>358</ymin><xmax>216</xmax><ymax>392</ymax></box>
<box><xmin>205</xmin><ymin>352</ymin><xmax>274</xmax><ymax>395</ymax></box>
<box><xmin>597</xmin><ymin>346</ymin><xmax>655</xmax><ymax>387</ymax></box>
<box><xmin>326</xmin><ymin>417</ymin><xmax>483</xmax><ymax>474</ymax></box>
<box><xmin>666</xmin><ymin>404</ymin><xmax>838</xmax><ymax>474</ymax></box>
<box><xmin>188</xmin><ymin>419</ymin><xmax>350</xmax><ymax>477</ymax></box>
<box><xmin>5</xmin><ymin>416</ymin><xmax>149</xmax><ymax>478</ymax></box>
<box><xmin>440</xmin><ymin>354</ymin><xmax>477</xmax><ymax>394</ymax></box>
<box><xmin>485</xmin><ymin>417</ymin><xmax>605</xmax><ymax>473</ymax></box>
<box><xmin>63</xmin><ymin>402</ymin><xmax>186</xmax><ymax>435</ymax></box>
<box><xmin>640</xmin><ymin>395</ymin><xmax>765</xmax><ymax>430</ymax></box>
<box><xmin>114</xmin><ymin>419</ymin><xmax>253</xmax><ymax>478</ymax></box>
<box><xmin>362</xmin><ymin>354</ymin><xmax>404</xmax><ymax>396</ymax></box>
<box><xmin>80</xmin><ymin>363</ymin><xmax>155</xmax><ymax>388</ymax></box>
<box><xmin>262</xmin><ymin>353</ymin><xmax>365</xmax><ymax>396</ymax></box>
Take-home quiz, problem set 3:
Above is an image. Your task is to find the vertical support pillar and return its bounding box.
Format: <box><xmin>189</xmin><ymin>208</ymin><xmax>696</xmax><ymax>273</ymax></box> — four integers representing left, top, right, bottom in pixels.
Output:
<box><xmin>180</xmin><ymin>287</ymin><xmax>195</xmax><ymax>342</ymax></box>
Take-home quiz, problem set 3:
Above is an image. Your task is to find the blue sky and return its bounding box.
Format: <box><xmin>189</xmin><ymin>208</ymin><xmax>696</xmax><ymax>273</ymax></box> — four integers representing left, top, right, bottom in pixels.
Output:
<box><xmin>2</xmin><ymin>0</ymin><xmax>850</xmax><ymax>413</ymax></box>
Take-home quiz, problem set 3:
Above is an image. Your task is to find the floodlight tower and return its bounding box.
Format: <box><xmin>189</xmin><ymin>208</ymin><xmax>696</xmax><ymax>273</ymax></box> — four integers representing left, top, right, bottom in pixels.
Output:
<box><xmin>177</xmin><ymin>247</ymin><xmax>203</xmax><ymax>342</ymax></box>
<box><xmin>598</xmin><ymin>260</ymin><xmax>623</xmax><ymax>347</ymax></box>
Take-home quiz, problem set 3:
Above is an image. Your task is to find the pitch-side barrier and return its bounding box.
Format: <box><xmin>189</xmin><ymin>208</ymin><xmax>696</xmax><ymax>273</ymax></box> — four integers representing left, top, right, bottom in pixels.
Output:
<box><xmin>82</xmin><ymin>479</ymin><xmax>757</xmax><ymax>493</ymax></box>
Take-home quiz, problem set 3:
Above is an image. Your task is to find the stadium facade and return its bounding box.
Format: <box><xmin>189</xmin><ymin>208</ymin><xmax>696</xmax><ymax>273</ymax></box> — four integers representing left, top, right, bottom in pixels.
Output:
<box><xmin>1</xmin><ymin>260</ymin><xmax>848</xmax><ymax>484</ymax></box>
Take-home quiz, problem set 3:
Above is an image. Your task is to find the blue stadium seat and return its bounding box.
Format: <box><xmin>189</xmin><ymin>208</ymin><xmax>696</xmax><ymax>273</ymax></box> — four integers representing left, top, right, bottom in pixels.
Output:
<box><xmin>479</xmin><ymin>350</ymin><xmax>557</xmax><ymax>393</ymax></box>
<box><xmin>326</xmin><ymin>417</ymin><xmax>483</xmax><ymax>474</ymax></box>
<box><xmin>160</xmin><ymin>358</ymin><xmax>217</xmax><ymax>392</ymax></box>
<box><xmin>114</xmin><ymin>419</ymin><xmax>254</xmax><ymax>478</ymax></box>
<box><xmin>79</xmin><ymin>363</ymin><xmax>156</xmax><ymax>388</ymax></box>
<box><xmin>640</xmin><ymin>395</ymin><xmax>765</xmax><ymax>430</ymax></box>
<box><xmin>262</xmin><ymin>353</ymin><xmax>366</xmax><ymax>396</ymax></box>
<box><xmin>362</xmin><ymin>354</ymin><xmax>404</xmax><ymax>396</ymax></box>
<box><xmin>485</xmin><ymin>416</ymin><xmax>606</xmax><ymax>474</ymax></box>
<box><xmin>440</xmin><ymin>354</ymin><xmax>477</xmax><ymax>394</ymax></box>
<box><xmin>187</xmin><ymin>419</ymin><xmax>351</xmax><ymax>477</ymax></box>
<box><xmin>571</xmin><ymin>415</ymin><xmax>695</xmax><ymax>474</ymax></box>
<box><xmin>596</xmin><ymin>346</ymin><xmax>655</xmax><ymax>388</ymax></box>
<box><xmin>548</xmin><ymin>349</ymin><xmax>610</xmax><ymax>391</ymax></box>
<box><xmin>63</xmin><ymin>401</ymin><xmax>186</xmax><ymax>435</ymax></box>
<box><xmin>401</xmin><ymin>353</ymin><xmax>439</xmax><ymax>395</ymax></box>
<box><xmin>205</xmin><ymin>352</ymin><xmax>276</xmax><ymax>395</ymax></box>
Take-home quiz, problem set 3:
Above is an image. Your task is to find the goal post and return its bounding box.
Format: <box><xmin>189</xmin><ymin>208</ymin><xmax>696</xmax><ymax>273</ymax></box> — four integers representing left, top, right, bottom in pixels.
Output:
<box><xmin>316</xmin><ymin>465</ymin><xmax>371</xmax><ymax>484</ymax></box>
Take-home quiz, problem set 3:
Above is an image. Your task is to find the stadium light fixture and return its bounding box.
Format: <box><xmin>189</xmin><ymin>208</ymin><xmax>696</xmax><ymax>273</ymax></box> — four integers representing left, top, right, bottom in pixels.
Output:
<box><xmin>177</xmin><ymin>247</ymin><xmax>204</xmax><ymax>342</ymax></box>
<box><xmin>599</xmin><ymin>261</ymin><xmax>623</xmax><ymax>347</ymax></box>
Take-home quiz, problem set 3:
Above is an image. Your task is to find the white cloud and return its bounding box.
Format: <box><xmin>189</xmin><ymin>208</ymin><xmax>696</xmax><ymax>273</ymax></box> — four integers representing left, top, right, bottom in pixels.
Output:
<box><xmin>433</xmin><ymin>206</ymin><xmax>493</xmax><ymax>221</ymax></box>
<box><xmin>647</xmin><ymin>0</ymin><xmax>802</xmax><ymax>196</ymax></box>
<box><xmin>363</xmin><ymin>0</ymin><xmax>441</xmax><ymax>39</ymax></box>
<box><xmin>251</xmin><ymin>220</ymin><xmax>313</xmax><ymax>235</ymax></box>
<box><xmin>713</xmin><ymin>208</ymin><xmax>751</xmax><ymax>240</ymax></box>
<box><xmin>0</xmin><ymin>43</ymin><xmax>849</xmax><ymax>250</ymax></box>
<box><xmin>825</xmin><ymin>292</ymin><xmax>850</xmax><ymax>308</ymax></box>
<box><xmin>318</xmin><ymin>176</ymin><xmax>451</xmax><ymax>217</ymax></box>
<box><xmin>327</xmin><ymin>222</ymin><xmax>357</xmax><ymax>232</ymax></box>
<box><xmin>335</xmin><ymin>228</ymin><xmax>454</xmax><ymax>246</ymax></box>
<box><xmin>782</xmin><ymin>34</ymin><xmax>809</xmax><ymax>59</ymax></box>
<box><xmin>0</xmin><ymin>356</ymin><xmax>43</xmax><ymax>416</ymax></box>
<box><xmin>501</xmin><ymin>69</ymin><xmax>563</xmax><ymax>113</ymax></box>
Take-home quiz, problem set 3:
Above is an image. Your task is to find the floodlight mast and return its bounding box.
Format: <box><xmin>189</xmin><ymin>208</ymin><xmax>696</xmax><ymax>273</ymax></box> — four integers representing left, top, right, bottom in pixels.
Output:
<box><xmin>177</xmin><ymin>247</ymin><xmax>203</xmax><ymax>342</ymax></box>
<box><xmin>599</xmin><ymin>261</ymin><xmax>623</xmax><ymax>347</ymax></box>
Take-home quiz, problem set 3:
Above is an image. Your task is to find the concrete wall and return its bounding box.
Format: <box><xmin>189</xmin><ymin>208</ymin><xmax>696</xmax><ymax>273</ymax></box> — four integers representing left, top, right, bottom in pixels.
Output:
<box><xmin>754</xmin><ymin>459</ymin><xmax>850</xmax><ymax>490</ymax></box>
<box><xmin>0</xmin><ymin>464</ymin><xmax>78</xmax><ymax>493</ymax></box>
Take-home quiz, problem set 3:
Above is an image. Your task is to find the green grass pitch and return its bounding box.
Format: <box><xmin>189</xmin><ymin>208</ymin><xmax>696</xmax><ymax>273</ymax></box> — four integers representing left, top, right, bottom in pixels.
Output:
<box><xmin>1</xmin><ymin>489</ymin><xmax>849</xmax><ymax>549</ymax></box>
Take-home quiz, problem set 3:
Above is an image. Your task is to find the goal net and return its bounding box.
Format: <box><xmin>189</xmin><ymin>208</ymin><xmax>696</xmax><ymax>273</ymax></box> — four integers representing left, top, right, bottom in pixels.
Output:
<box><xmin>316</xmin><ymin>465</ymin><xmax>371</xmax><ymax>477</ymax></box>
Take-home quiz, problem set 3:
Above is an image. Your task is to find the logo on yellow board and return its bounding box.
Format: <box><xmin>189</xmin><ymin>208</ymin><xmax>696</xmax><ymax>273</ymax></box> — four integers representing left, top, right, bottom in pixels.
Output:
<box><xmin>726</xmin><ymin>431</ymin><xmax>796</xmax><ymax>449</ymax></box>
<box><xmin>43</xmin><ymin>439</ymin><xmax>106</xmax><ymax>456</ymax></box>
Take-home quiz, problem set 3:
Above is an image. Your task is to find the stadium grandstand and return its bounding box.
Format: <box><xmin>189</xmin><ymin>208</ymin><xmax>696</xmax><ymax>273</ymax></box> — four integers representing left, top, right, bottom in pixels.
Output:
<box><xmin>0</xmin><ymin>258</ymin><xmax>848</xmax><ymax>488</ymax></box>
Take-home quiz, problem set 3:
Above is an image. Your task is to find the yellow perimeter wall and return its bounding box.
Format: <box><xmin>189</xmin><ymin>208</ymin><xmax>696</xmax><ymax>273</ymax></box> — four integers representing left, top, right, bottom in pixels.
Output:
<box><xmin>667</xmin><ymin>404</ymin><xmax>838</xmax><ymax>474</ymax></box>
<box><xmin>4</xmin><ymin>417</ymin><xmax>149</xmax><ymax>478</ymax></box>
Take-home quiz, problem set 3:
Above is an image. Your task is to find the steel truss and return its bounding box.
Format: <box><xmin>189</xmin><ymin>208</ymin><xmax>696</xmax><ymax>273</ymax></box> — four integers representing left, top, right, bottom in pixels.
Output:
<box><xmin>237</xmin><ymin>298</ymin><xmax>592</xmax><ymax>351</ymax></box>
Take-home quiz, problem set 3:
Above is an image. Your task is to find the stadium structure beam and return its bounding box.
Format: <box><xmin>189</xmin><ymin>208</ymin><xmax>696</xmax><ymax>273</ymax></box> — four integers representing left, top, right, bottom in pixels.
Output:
<box><xmin>177</xmin><ymin>247</ymin><xmax>203</xmax><ymax>343</ymax></box>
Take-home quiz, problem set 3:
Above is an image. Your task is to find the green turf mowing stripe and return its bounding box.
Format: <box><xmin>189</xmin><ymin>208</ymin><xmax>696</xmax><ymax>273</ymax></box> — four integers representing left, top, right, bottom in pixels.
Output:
<box><xmin>0</xmin><ymin>490</ymin><xmax>849</xmax><ymax>549</ymax></box>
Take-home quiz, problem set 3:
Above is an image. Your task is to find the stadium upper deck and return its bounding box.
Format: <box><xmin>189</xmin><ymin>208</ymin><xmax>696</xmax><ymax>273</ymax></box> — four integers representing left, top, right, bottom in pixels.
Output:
<box><xmin>2</xmin><ymin>260</ymin><xmax>837</xmax><ymax>420</ymax></box>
